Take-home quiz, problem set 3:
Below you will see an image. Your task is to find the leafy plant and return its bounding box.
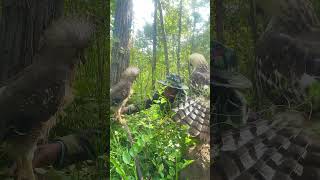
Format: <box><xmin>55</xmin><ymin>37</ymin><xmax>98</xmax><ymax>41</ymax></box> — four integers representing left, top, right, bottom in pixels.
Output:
<box><xmin>110</xmin><ymin>97</ymin><xmax>195</xmax><ymax>179</ymax></box>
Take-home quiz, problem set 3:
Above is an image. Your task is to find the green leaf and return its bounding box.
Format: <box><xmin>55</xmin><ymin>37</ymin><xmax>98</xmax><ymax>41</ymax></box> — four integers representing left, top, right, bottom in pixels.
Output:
<box><xmin>158</xmin><ymin>163</ymin><xmax>164</xmax><ymax>173</ymax></box>
<box><xmin>122</xmin><ymin>151</ymin><xmax>132</xmax><ymax>165</ymax></box>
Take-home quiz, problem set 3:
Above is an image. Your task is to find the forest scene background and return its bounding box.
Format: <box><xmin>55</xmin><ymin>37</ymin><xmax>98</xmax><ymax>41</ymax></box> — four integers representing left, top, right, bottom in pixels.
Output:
<box><xmin>110</xmin><ymin>0</ymin><xmax>209</xmax><ymax>179</ymax></box>
<box><xmin>0</xmin><ymin>0</ymin><xmax>319</xmax><ymax>179</ymax></box>
<box><xmin>212</xmin><ymin>0</ymin><xmax>320</xmax><ymax>110</ymax></box>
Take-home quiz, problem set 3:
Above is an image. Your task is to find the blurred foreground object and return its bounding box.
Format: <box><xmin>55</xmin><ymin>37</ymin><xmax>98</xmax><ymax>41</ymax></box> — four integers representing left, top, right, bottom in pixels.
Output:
<box><xmin>255</xmin><ymin>0</ymin><xmax>320</xmax><ymax>109</ymax></box>
<box><xmin>0</xmin><ymin>17</ymin><xmax>94</xmax><ymax>180</ymax></box>
<box><xmin>212</xmin><ymin>111</ymin><xmax>320</xmax><ymax>180</ymax></box>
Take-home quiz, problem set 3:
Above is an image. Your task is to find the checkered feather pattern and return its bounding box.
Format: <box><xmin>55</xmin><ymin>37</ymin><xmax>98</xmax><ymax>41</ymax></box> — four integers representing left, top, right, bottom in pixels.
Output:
<box><xmin>212</xmin><ymin>118</ymin><xmax>320</xmax><ymax>180</ymax></box>
<box><xmin>172</xmin><ymin>97</ymin><xmax>210</xmax><ymax>143</ymax></box>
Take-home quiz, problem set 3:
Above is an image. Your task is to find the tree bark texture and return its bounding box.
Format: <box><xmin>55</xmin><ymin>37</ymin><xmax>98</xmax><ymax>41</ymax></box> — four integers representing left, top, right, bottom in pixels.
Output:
<box><xmin>215</xmin><ymin>0</ymin><xmax>224</xmax><ymax>43</ymax></box>
<box><xmin>0</xmin><ymin>0</ymin><xmax>64</xmax><ymax>83</ymax></box>
<box><xmin>158</xmin><ymin>0</ymin><xmax>169</xmax><ymax>76</ymax></box>
<box><xmin>176</xmin><ymin>0</ymin><xmax>182</xmax><ymax>76</ymax></box>
<box><xmin>111</xmin><ymin>0</ymin><xmax>133</xmax><ymax>85</ymax></box>
<box><xmin>152</xmin><ymin>0</ymin><xmax>158</xmax><ymax>90</ymax></box>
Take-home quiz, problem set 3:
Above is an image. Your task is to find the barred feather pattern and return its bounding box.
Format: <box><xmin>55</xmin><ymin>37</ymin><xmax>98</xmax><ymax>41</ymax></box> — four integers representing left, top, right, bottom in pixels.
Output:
<box><xmin>0</xmin><ymin>17</ymin><xmax>94</xmax><ymax>180</ymax></box>
<box><xmin>256</xmin><ymin>56</ymin><xmax>307</xmax><ymax>105</ymax></box>
<box><xmin>110</xmin><ymin>67</ymin><xmax>140</xmax><ymax>106</ymax></box>
<box><xmin>172</xmin><ymin>97</ymin><xmax>210</xmax><ymax>143</ymax></box>
<box><xmin>190</xmin><ymin>65</ymin><xmax>210</xmax><ymax>89</ymax></box>
<box><xmin>212</xmin><ymin>118</ymin><xmax>320</xmax><ymax>180</ymax></box>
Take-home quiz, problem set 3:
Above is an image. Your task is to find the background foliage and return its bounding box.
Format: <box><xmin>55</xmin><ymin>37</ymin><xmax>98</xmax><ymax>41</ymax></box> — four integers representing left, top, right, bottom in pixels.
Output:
<box><xmin>110</xmin><ymin>0</ymin><xmax>209</xmax><ymax>178</ymax></box>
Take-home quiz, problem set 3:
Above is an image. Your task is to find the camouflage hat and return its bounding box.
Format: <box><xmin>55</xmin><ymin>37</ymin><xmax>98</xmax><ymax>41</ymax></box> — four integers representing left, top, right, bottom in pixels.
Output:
<box><xmin>158</xmin><ymin>74</ymin><xmax>188</xmax><ymax>90</ymax></box>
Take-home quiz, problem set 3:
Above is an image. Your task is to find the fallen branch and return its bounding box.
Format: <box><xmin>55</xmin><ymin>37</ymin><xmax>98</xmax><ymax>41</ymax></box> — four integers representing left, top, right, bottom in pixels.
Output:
<box><xmin>115</xmin><ymin>90</ymin><xmax>144</xmax><ymax>180</ymax></box>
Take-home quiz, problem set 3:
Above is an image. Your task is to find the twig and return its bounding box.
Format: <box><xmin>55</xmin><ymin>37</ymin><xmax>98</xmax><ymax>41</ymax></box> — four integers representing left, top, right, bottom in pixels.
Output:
<box><xmin>115</xmin><ymin>90</ymin><xmax>144</xmax><ymax>180</ymax></box>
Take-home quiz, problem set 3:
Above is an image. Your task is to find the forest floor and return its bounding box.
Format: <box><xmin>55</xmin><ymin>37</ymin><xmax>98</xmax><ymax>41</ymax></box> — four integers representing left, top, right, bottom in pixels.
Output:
<box><xmin>0</xmin><ymin>147</ymin><xmax>103</xmax><ymax>180</ymax></box>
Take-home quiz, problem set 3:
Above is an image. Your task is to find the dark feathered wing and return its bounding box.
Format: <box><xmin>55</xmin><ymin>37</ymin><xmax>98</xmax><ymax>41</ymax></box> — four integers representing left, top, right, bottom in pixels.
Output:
<box><xmin>0</xmin><ymin>17</ymin><xmax>94</xmax><ymax>141</ymax></box>
<box><xmin>191</xmin><ymin>66</ymin><xmax>210</xmax><ymax>88</ymax></box>
<box><xmin>0</xmin><ymin>66</ymin><xmax>66</xmax><ymax>140</ymax></box>
<box><xmin>172</xmin><ymin>97</ymin><xmax>210</xmax><ymax>143</ymax></box>
<box><xmin>256</xmin><ymin>32</ymin><xmax>320</xmax><ymax>105</ymax></box>
<box><xmin>110</xmin><ymin>81</ymin><xmax>132</xmax><ymax>106</ymax></box>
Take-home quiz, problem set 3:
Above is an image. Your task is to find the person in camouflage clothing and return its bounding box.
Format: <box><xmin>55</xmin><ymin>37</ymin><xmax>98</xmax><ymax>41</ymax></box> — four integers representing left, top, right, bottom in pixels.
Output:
<box><xmin>30</xmin><ymin>74</ymin><xmax>188</xmax><ymax>169</ymax></box>
<box><xmin>212</xmin><ymin>40</ymin><xmax>252</xmax><ymax>133</ymax></box>
<box><xmin>122</xmin><ymin>73</ymin><xmax>188</xmax><ymax>114</ymax></box>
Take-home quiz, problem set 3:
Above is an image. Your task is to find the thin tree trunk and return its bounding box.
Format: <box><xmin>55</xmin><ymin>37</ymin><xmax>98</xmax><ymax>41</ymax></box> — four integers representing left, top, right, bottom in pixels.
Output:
<box><xmin>111</xmin><ymin>0</ymin><xmax>133</xmax><ymax>85</ymax></box>
<box><xmin>190</xmin><ymin>4</ymin><xmax>197</xmax><ymax>83</ymax></box>
<box><xmin>249</xmin><ymin>0</ymin><xmax>258</xmax><ymax>47</ymax></box>
<box><xmin>191</xmin><ymin>19</ymin><xmax>196</xmax><ymax>52</ymax></box>
<box><xmin>249</xmin><ymin>0</ymin><xmax>260</xmax><ymax>108</ymax></box>
<box><xmin>158</xmin><ymin>0</ymin><xmax>169</xmax><ymax>76</ymax></box>
<box><xmin>215</xmin><ymin>0</ymin><xmax>224</xmax><ymax>43</ymax></box>
<box><xmin>0</xmin><ymin>0</ymin><xmax>64</xmax><ymax>83</ymax></box>
<box><xmin>190</xmin><ymin>1</ymin><xmax>197</xmax><ymax>53</ymax></box>
<box><xmin>177</xmin><ymin>0</ymin><xmax>182</xmax><ymax>76</ymax></box>
<box><xmin>152</xmin><ymin>0</ymin><xmax>158</xmax><ymax>90</ymax></box>
<box><xmin>172</xmin><ymin>34</ymin><xmax>176</xmax><ymax>65</ymax></box>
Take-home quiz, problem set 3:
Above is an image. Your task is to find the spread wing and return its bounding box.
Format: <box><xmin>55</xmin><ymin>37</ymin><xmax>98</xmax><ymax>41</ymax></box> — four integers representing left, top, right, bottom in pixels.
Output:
<box><xmin>172</xmin><ymin>97</ymin><xmax>210</xmax><ymax>143</ymax></box>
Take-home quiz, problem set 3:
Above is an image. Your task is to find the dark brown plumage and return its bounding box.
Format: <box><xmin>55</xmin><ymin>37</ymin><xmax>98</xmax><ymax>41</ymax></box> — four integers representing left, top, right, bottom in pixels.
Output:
<box><xmin>110</xmin><ymin>67</ymin><xmax>140</xmax><ymax>106</ymax></box>
<box><xmin>0</xmin><ymin>17</ymin><xmax>94</xmax><ymax>180</ymax></box>
<box><xmin>256</xmin><ymin>0</ymin><xmax>320</xmax><ymax>105</ymax></box>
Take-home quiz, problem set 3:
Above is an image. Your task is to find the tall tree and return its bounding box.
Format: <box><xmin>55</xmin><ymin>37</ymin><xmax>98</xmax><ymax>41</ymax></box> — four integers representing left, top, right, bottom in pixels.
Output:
<box><xmin>111</xmin><ymin>0</ymin><xmax>133</xmax><ymax>85</ymax></box>
<box><xmin>190</xmin><ymin>1</ymin><xmax>200</xmax><ymax>52</ymax></box>
<box><xmin>215</xmin><ymin>0</ymin><xmax>224</xmax><ymax>42</ymax></box>
<box><xmin>249</xmin><ymin>0</ymin><xmax>258</xmax><ymax>46</ymax></box>
<box><xmin>152</xmin><ymin>0</ymin><xmax>158</xmax><ymax>90</ymax></box>
<box><xmin>0</xmin><ymin>0</ymin><xmax>64</xmax><ymax>83</ymax></box>
<box><xmin>158</xmin><ymin>0</ymin><xmax>169</xmax><ymax>75</ymax></box>
<box><xmin>176</xmin><ymin>0</ymin><xmax>183</xmax><ymax>76</ymax></box>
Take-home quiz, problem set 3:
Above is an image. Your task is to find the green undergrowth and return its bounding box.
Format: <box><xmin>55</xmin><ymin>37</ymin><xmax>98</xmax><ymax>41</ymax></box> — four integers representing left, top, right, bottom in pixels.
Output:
<box><xmin>110</xmin><ymin>99</ymin><xmax>195</xmax><ymax>179</ymax></box>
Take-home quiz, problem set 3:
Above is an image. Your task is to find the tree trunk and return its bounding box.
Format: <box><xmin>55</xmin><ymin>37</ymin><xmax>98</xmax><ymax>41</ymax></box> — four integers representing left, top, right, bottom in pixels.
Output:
<box><xmin>190</xmin><ymin>1</ymin><xmax>198</xmax><ymax>53</ymax></box>
<box><xmin>190</xmin><ymin>2</ymin><xmax>198</xmax><ymax>84</ymax></box>
<box><xmin>0</xmin><ymin>0</ymin><xmax>64</xmax><ymax>83</ymax></box>
<box><xmin>215</xmin><ymin>0</ymin><xmax>224</xmax><ymax>43</ymax></box>
<box><xmin>249</xmin><ymin>0</ymin><xmax>258</xmax><ymax>46</ymax></box>
<box><xmin>158</xmin><ymin>0</ymin><xmax>169</xmax><ymax>76</ymax></box>
<box><xmin>176</xmin><ymin>0</ymin><xmax>182</xmax><ymax>76</ymax></box>
<box><xmin>249</xmin><ymin>0</ymin><xmax>261</xmax><ymax>108</ymax></box>
<box><xmin>152</xmin><ymin>0</ymin><xmax>158</xmax><ymax>90</ymax></box>
<box><xmin>111</xmin><ymin>0</ymin><xmax>133</xmax><ymax>85</ymax></box>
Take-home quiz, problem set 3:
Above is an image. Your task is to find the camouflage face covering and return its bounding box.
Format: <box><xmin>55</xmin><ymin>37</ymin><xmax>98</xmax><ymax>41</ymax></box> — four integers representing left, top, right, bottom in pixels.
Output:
<box><xmin>157</xmin><ymin>74</ymin><xmax>188</xmax><ymax>107</ymax></box>
<box><xmin>212</xmin><ymin>40</ymin><xmax>238</xmax><ymax>71</ymax></box>
<box><xmin>211</xmin><ymin>41</ymin><xmax>252</xmax><ymax>89</ymax></box>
